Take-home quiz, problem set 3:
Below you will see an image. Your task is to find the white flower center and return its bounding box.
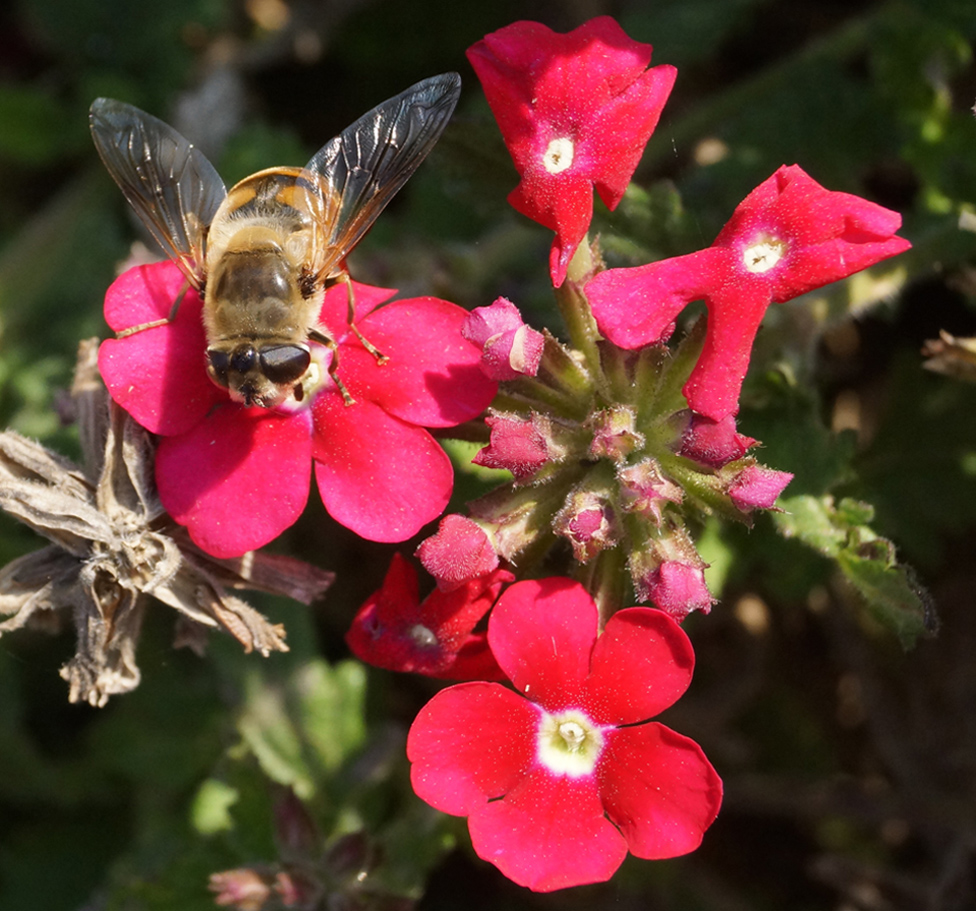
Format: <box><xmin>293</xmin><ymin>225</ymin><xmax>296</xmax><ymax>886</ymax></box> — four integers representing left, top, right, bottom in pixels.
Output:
<box><xmin>543</xmin><ymin>137</ymin><xmax>575</xmax><ymax>174</ymax></box>
<box><xmin>537</xmin><ymin>708</ymin><xmax>605</xmax><ymax>776</ymax></box>
<box><xmin>743</xmin><ymin>236</ymin><xmax>787</xmax><ymax>274</ymax></box>
<box><xmin>408</xmin><ymin>623</ymin><xmax>438</xmax><ymax>648</ymax></box>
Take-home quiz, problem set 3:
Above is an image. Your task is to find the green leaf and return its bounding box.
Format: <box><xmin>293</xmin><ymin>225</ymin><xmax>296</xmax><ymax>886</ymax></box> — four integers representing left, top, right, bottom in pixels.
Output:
<box><xmin>774</xmin><ymin>494</ymin><xmax>931</xmax><ymax>645</ymax></box>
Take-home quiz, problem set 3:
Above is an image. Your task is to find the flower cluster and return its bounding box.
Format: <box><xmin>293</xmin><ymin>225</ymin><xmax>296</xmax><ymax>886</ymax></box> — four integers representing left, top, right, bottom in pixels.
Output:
<box><xmin>61</xmin><ymin>9</ymin><xmax>916</xmax><ymax>901</ymax></box>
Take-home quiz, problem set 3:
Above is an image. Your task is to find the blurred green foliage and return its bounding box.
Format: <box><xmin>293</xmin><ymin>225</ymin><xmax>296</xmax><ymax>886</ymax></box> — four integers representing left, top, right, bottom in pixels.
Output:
<box><xmin>2</xmin><ymin>0</ymin><xmax>976</xmax><ymax>909</ymax></box>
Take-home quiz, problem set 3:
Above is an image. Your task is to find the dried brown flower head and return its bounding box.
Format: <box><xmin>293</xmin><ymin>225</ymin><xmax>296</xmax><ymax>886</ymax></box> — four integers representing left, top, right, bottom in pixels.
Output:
<box><xmin>0</xmin><ymin>340</ymin><xmax>333</xmax><ymax>706</ymax></box>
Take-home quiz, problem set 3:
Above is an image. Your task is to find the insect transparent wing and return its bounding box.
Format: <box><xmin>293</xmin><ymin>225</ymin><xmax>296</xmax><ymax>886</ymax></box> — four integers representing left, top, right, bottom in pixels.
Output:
<box><xmin>90</xmin><ymin>98</ymin><xmax>227</xmax><ymax>288</ymax></box>
<box><xmin>300</xmin><ymin>73</ymin><xmax>461</xmax><ymax>281</ymax></box>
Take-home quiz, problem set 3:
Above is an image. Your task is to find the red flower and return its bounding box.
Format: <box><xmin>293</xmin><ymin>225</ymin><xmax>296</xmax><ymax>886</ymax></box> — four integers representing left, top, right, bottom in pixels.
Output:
<box><xmin>588</xmin><ymin>165</ymin><xmax>912</xmax><ymax>420</ymax></box>
<box><xmin>98</xmin><ymin>263</ymin><xmax>497</xmax><ymax>557</ymax></box>
<box><xmin>407</xmin><ymin>577</ymin><xmax>722</xmax><ymax>892</ymax></box>
<box><xmin>346</xmin><ymin>553</ymin><xmax>513</xmax><ymax>680</ymax></box>
<box><xmin>467</xmin><ymin>18</ymin><xmax>677</xmax><ymax>286</ymax></box>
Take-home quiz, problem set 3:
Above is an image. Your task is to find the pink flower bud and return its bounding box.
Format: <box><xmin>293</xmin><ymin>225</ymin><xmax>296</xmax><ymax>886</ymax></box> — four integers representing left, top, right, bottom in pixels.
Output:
<box><xmin>586</xmin><ymin>405</ymin><xmax>644</xmax><ymax>461</ymax></box>
<box><xmin>678</xmin><ymin>413</ymin><xmax>756</xmax><ymax>467</ymax></box>
<box><xmin>462</xmin><ymin>298</ymin><xmax>544</xmax><ymax>380</ymax></box>
<box><xmin>473</xmin><ymin>413</ymin><xmax>552</xmax><ymax>481</ymax></box>
<box><xmin>273</xmin><ymin>789</ymin><xmax>320</xmax><ymax>858</ymax></box>
<box><xmin>209</xmin><ymin>868</ymin><xmax>273</xmax><ymax>911</ymax></box>
<box><xmin>617</xmin><ymin>459</ymin><xmax>683</xmax><ymax>524</ymax></box>
<box><xmin>553</xmin><ymin>490</ymin><xmax>617</xmax><ymax>562</ymax></box>
<box><xmin>416</xmin><ymin>514</ymin><xmax>499</xmax><ymax>590</ymax></box>
<box><xmin>728</xmin><ymin>464</ymin><xmax>793</xmax><ymax>512</ymax></box>
<box><xmin>642</xmin><ymin>561</ymin><xmax>714</xmax><ymax>622</ymax></box>
<box><xmin>273</xmin><ymin>870</ymin><xmax>317</xmax><ymax>908</ymax></box>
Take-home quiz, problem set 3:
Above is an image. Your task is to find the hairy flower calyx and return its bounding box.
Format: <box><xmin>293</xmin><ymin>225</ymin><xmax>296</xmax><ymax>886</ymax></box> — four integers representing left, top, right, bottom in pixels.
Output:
<box><xmin>538</xmin><ymin>708</ymin><xmax>606</xmax><ymax>775</ymax></box>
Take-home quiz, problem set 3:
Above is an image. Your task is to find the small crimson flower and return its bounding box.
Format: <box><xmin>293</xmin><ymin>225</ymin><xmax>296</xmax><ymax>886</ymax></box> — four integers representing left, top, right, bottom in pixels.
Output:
<box><xmin>407</xmin><ymin>577</ymin><xmax>722</xmax><ymax>892</ymax></box>
<box><xmin>98</xmin><ymin>262</ymin><xmax>497</xmax><ymax>558</ymax></box>
<box><xmin>346</xmin><ymin>553</ymin><xmax>513</xmax><ymax>680</ymax></box>
<box><xmin>587</xmin><ymin>164</ymin><xmax>912</xmax><ymax>420</ymax></box>
<box><xmin>467</xmin><ymin>17</ymin><xmax>677</xmax><ymax>286</ymax></box>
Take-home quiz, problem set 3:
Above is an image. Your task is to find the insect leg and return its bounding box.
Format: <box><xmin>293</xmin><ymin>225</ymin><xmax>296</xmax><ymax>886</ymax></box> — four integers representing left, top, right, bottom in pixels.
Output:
<box><xmin>308</xmin><ymin>327</ymin><xmax>356</xmax><ymax>406</ymax></box>
<box><xmin>336</xmin><ymin>272</ymin><xmax>389</xmax><ymax>365</ymax></box>
<box><xmin>116</xmin><ymin>279</ymin><xmax>191</xmax><ymax>338</ymax></box>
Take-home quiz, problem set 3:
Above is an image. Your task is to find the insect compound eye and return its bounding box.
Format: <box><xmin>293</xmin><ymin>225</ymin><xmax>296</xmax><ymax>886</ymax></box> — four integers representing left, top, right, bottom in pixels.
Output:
<box><xmin>260</xmin><ymin>345</ymin><xmax>311</xmax><ymax>385</ymax></box>
<box><xmin>207</xmin><ymin>349</ymin><xmax>231</xmax><ymax>386</ymax></box>
<box><xmin>229</xmin><ymin>345</ymin><xmax>258</xmax><ymax>374</ymax></box>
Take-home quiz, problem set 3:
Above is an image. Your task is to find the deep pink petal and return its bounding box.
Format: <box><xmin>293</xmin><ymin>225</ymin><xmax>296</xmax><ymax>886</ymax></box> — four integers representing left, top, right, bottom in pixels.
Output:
<box><xmin>488</xmin><ymin>578</ymin><xmax>597</xmax><ymax>712</ymax></box>
<box><xmin>682</xmin><ymin>282</ymin><xmax>772</xmax><ymax>420</ymax></box>
<box><xmin>468</xmin><ymin>768</ymin><xmax>627</xmax><ymax>892</ymax></box>
<box><xmin>156</xmin><ymin>404</ymin><xmax>312</xmax><ymax>558</ymax></box>
<box><xmin>316</xmin><ymin>280</ymin><xmax>397</xmax><ymax>340</ymax></box>
<box><xmin>407</xmin><ymin>682</ymin><xmax>538</xmax><ymax>815</ymax></box>
<box><xmin>584</xmin><ymin>608</ymin><xmax>695</xmax><ymax>725</ymax></box>
<box><xmin>345</xmin><ymin>553</ymin><xmax>422</xmax><ymax>671</ymax></box>
<box><xmin>772</xmin><ymin>234</ymin><xmax>911</xmax><ymax>301</ymax></box>
<box><xmin>437</xmin><ymin>633</ymin><xmax>506</xmax><ymax>681</ymax></box>
<box><xmin>589</xmin><ymin>64</ymin><xmax>678</xmax><ymax>209</ymax></box>
<box><xmin>99</xmin><ymin>263</ymin><xmax>222</xmax><ymax>435</ymax></box>
<box><xmin>587</xmin><ymin>248</ymin><xmax>729</xmax><ymax>350</ymax></box>
<box><xmin>341</xmin><ymin>297</ymin><xmax>497</xmax><ymax>427</ymax></box>
<box><xmin>311</xmin><ymin>391</ymin><xmax>452</xmax><ymax>542</ymax></box>
<box><xmin>599</xmin><ymin>723</ymin><xmax>723</xmax><ymax>859</ymax></box>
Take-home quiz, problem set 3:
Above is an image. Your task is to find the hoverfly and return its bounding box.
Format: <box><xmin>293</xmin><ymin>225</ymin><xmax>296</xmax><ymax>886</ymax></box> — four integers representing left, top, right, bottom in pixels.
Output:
<box><xmin>90</xmin><ymin>73</ymin><xmax>461</xmax><ymax>408</ymax></box>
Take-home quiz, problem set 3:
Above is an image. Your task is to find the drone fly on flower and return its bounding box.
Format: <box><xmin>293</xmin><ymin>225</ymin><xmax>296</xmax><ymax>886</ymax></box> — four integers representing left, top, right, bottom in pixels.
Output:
<box><xmin>91</xmin><ymin>73</ymin><xmax>461</xmax><ymax>408</ymax></box>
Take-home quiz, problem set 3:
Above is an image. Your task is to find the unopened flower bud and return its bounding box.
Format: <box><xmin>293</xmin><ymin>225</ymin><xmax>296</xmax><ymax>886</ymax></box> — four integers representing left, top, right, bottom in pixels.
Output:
<box><xmin>209</xmin><ymin>868</ymin><xmax>273</xmax><ymax>911</ymax></box>
<box><xmin>642</xmin><ymin>560</ymin><xmax>714</xmax><ymax>621</ymax></box>
<box><xmin>586</xmin><ymin>405</ymin><xmax>644</xmax><ymax>461</ymax></box>
<box><xmin>473</xmin><ymin>412</ymin><xmax>563</xmax><ymax>482</ymax></box>
<box><xmin>273</xmin><ymin>870</ymin><xmax>318</xmax><ymax>908</ymax></box>
<box><xmin>727</xmin><ymin>464</ymin><xmax>793</xmax><ymax>512</ymax></box>
<box><xmin>462</xmin><ymin>297</ymin><xmax>544</xmax><ymax>380</ymax></box>
<box><xmin>554</xmin><ymin>489</ymin><xmax>618</xmax><ymax>562</ymax></box>
<box><xmin>273</xmin><ymin>789</ymin><xmax>320</xmax><ymax>859</ymax></box>
<box><xmin>416</xmin><ymin>514</ymin><xmax>499</xmax><ymax>590</ymax></box>
<box><xmin>617</xmin><ymin>458</ymin><xmax>683</xmax><ymax>524</ymax></box>
<box><xmin>678</xmin><ymin>413</ymin><xmax>756</xmax><ymax>467</ymax></box>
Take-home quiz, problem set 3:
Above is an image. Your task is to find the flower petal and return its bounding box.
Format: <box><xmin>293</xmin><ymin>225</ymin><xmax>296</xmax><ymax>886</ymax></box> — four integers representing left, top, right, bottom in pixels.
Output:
<box><xmin>342</xmin><ymin>297</ymin><xmax>497</xmax><ymax>427</ymax></box>
<box><xmin>156</xmin><ymin>404</ymin><xmax>312</xmax><ymax>558</ymax></box>
<box><xmin>599</xmin><ymin>723</ymin><xmax>723</xmax><ymax>859</ymax></box>
<box><xmin>587</xmin><ymin>248</ymin><xmax>728</xmax><ymax>350</ymax></box>
<box><xmin>468</xmin><ymin>768</ymin><xmax>627</xmax><ymax>892</ymax></box>
<box><xmin>316</xmin><ymin>280</ymin><xmax>397</xmax><ymax>340</ymax></box>
<box><xmin>488</xmin><ymin>578</ymin><xmax>597</xmax><ymax>711</ymax></box>
<box><xmin>99</xmin><ymin>263</ymin><xmax>222</xmax><ymax>435</ymax></box>
<box><xmin>407</xmin><ymin>682</ymin><xmax>538</xmax><ymax>815</ymax></box>
<box><xmin>584</xmin><ymin>608</ymin><xmax>695</xmax><ymax>725</ymax></box>
<box><xmin>311</xmin><ymin>391</ymin><xmax>452</xmax><ymax>542</ymax></box>
<box><xmin>682</xmin><ymin>282</ymin><xmax>772</xmax><ymax>420</ymax></box>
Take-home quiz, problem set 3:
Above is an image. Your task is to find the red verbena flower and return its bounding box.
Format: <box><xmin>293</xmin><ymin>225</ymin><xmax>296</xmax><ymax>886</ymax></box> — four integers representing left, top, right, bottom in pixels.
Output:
<box><xmin>467</xmin><ymin>17</ymin><xmax>677</xmax><ymax>286</ymax></box>
<box><xmin>407</xmin><ymin>577</ymin><xmax>722</xmax><ymax>891</ymax></box>
<box><xmin>588</xmin><ymin>164</ymin><xmax>912</xmax><ymax>420</ymax></box>
<box><xmin>346</xmin><ymin>553</ymin><xmax>513</xmax><ymax>680</ymax></box>
<box><xmin>98</xmin><ymin>262</ymin><xmax>497</xmax><ymax>558</ymax></box>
